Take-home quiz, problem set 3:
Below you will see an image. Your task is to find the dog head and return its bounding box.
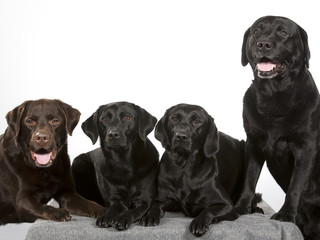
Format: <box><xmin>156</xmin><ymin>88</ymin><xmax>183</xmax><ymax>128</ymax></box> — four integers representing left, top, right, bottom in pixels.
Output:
<box><xmin>82</xmin><ymin>102</ymin><xmax>157</xmax><ymax>151</ymax></box>
<box><xmin>5</xmin><ymin>99</ymin><xmax>80</xmax><ymax>168</ymax></box>
<box><xmin>241</xmin><ymin>16</ymin><xmax>310</xmax><ymax>80</ymax></box>
<box><xmin>155</xmin><ymin>104</ymin><xmax>219</xmax><ymax>161</ymax></box>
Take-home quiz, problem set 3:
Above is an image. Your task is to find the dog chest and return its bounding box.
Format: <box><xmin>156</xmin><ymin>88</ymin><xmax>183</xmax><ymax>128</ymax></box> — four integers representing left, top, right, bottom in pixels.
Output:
<box><xmin>159</xmin><ymin>170</ymin><xmax>213</xmax><ymax>216</ymax></box>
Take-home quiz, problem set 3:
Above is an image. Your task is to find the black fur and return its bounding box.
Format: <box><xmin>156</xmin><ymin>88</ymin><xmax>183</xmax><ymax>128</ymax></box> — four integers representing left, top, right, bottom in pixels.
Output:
<box><xmin>72</xmin><ymin>102</ymin><xmax>159</xmax><ymax>231</ymax></box>
<box><xmin>141</xmin><ymin>104</ymin><xmax>246</xmax><ymax>237</ymax></box>
<box><xmin>235</xmin><ymin>16</ymin><xmax>320</xmax><ymax>239</ymax></box>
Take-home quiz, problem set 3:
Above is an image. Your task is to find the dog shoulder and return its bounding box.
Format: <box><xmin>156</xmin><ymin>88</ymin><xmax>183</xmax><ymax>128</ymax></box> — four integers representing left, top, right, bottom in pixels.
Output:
<box><xmin>2</xmin><ymin>127</ymin><xmax>22</xmax><ymax>157</ymax></box>
<box><xmin>243</xmin><ymin>84</ymin><xmax>258</xmax><ymax>105</ymax></box>
<box><xmin>143</xmin><ymin>138</ymin><xmax>159</xmax><ymax>159</ymax></box>
<box><xmin>218</xmin><ymin>132</ymin><xmax>241</xmax><ymax>147</ymax></box>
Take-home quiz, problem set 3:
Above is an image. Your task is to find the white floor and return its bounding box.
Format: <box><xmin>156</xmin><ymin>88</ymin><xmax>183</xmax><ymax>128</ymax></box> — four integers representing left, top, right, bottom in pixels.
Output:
<box><xmin>0</xmin><ymin>223</ymin><xmax>32</xmax><ymax>240</ymax></box>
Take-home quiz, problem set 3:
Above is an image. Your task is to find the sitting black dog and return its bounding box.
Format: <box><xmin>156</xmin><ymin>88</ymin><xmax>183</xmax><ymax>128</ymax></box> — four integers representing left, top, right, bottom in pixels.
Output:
<box><xmin>141</xmin><ymin>104</ymin><xmax>246</xmax><ymax>237</ymax></box>
<box><xmin>235</xmin><ymin>16</ymin><xmax>320</xmax><ymax>239</ymax></box>
<box><xmin>72</xmin><ymin>102</ymin><xmax>159</xmax><ymax>231</ymax></box>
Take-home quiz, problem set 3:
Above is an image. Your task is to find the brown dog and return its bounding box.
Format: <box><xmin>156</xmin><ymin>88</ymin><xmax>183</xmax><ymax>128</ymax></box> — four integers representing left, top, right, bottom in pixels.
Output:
<box><xmin>0</xmin><ymin>99</ymin><xmax>105</xmax><ymax>225</ymax></box>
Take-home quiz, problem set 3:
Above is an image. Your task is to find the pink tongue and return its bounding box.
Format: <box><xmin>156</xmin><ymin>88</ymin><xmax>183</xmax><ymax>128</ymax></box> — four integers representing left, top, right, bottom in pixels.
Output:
<box><xmin>257</xmin><ymin>62</ymin><xmax>276</xmax><ymax>72</ymax></box>
<box><xmin>34</xmin><ymin>152</ymin><xmax>52</xmax><ymax>165</ymax></box>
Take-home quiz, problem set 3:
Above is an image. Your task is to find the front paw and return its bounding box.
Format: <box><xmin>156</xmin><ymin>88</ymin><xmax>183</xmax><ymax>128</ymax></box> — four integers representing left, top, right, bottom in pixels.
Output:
<box><xmin>140</xmin><ymin>205</ymin><xmax>162</xmax><ymax>227</ymax></box>
<box><xmin>251</xmin><ymin>206</ymin><xmax>264</xmax><ymax>214</ymax></box>
<box><xmin>96</xmin><ymin>214</ymin><xmax>115</xmax><ymax>228</ymax></box>
<box><xmin>189</xmin><ymin>217</ymin><xmax>210</xmax><ymax>237</ymax></box>
<box><xmin>271</xmin><ymin>211</ymin><xmax>295</xmax><ymax>223</ymax></box>
<box><xmin>89</xmin><ymin>205</ymin><xmax>107</xmax><ymax>218</ymax></box>
<box><xmin>45</xmin><ymin>208</ymin><xmax>71</xmax><ymax>222</ymax></box>
<box><xmin>112</xmin><ymin>214</ymin><xmax>133</xmax><ymax>231</ymax></box>
<box><xmin>140</xmin><ymin>213</ymin><xmax>160</xmax><ymax>227</ymax></box>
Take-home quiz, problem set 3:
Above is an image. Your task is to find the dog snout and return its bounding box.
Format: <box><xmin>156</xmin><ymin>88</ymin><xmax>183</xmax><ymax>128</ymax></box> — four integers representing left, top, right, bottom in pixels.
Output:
<box><xmin>256</xmin><ymin>40</ymin><xmax>272</xmax><ymax>51</ymax></box>
<box><xmin>175</xmin><ymin>131</ymin><xmax>189</xmax><ymax>141</ymax></box>
<box><xmin>108</xmin><ymin>129</ymin><xmax>120</xmax><ymax>139</ymax></box>
<box><xmin>35</xmin><ymin>132</ymin><xmax>50</xmax><ymax>144</ymax></box>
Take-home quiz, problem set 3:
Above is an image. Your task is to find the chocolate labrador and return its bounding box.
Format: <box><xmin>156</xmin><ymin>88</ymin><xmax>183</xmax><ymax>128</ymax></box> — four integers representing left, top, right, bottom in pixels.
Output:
<box><xmin>235</xmin><ymin>16</ymin><xmax>320</xmax><ymax>239</ymax></box>
<box><xmin>0</xmin><ymin>99</ymin><xmax>105</xmax><ymax>225</ymax></box>
<box><xmin>72</xmin><ymin>102</ymin><xmax>159</xmax><ymax>231</ymax></box>
<box><xmin>140</xmin><ymin>104</ymin><xmax>246</xmax><ymax>237</ymax></box>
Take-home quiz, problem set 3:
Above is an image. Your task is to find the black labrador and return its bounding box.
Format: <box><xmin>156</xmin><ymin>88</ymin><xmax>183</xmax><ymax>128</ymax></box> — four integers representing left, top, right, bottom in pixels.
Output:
<box><xmin>0</xmin><ymin>99</ymin><xmax>105</xmax><ymax>225</ymax></box>
<box><xmin>141</xmin><ymin>104</ymin><xmax>246</xmax><ymax>237</ymax></box>
<box><xmin>235</xmin><ymin>16</ymin><xmax>320</xmax><ymax>239</ymax></box>
<box><xmin>72</xmin><ymin>102</ymin><xmax>159</xmax><ymax>231</ymax></box>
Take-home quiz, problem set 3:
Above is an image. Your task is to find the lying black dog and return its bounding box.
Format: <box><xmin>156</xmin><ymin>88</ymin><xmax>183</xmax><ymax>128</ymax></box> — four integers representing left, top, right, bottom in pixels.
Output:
<box><xmin>72</xmin><ymin>102</ymin><xmax>159</xmax><ymax>231</ymax></box>
<box><xmin>0</xmin><ymin>99</ymin><xmax>105</xmax><ymax>225</ymax></box>
<box><xmin>235</xmin><ymin>16</ymin><xmax>320</xmax><ymax>239</ymax></box>
<box><xmin>141</xmin><ymin>104</ymin><xmax>246</xmax><ymax>237</ymax></box>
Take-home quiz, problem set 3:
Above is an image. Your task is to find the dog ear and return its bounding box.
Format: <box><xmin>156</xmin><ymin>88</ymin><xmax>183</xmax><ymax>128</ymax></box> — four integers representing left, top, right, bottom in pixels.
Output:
<box><xmin>203</xmin><ymin>116</ymin><xmax>219</xmax><ymax>158</ymax></box>
<box><xmin>56</xmin><ymin>100</ymin><xmax>81</xmax><ymax>136</ymax></box>
<box><xmin>81</xmin><ymin>111</ymin><xmax>99</xmax><ymax>144</ymax></box>
<box><xmin>135</xmin><ymin>105</ymin><xmax>157</xmax><ymax>141</ymax></box>
<box><xmin>241</xmin><ymin>27</ymin><xmax>250</xmax><ymax>67</ymax></box>
<box><xmin>298</xmin><ymin>25</ymin><xmax>310</xmax><ymax>69</ymax></box>
<box><xmin>154</xmin><ymin>115</ymin><xmax>170</xmax><ymax>149</ymax></box>
<box><xmin>5</xmin><ymin>101</ymin><xmax>29</xmax><ymax>137</ymax></box>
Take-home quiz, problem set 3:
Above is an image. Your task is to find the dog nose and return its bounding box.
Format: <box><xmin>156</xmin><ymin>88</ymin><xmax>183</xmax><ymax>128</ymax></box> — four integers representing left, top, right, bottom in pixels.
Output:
<box><xmin>108</xmin><ymin>130</ymin><xmax>120</xmax><ymax>139</ymax></box>
<box><xmin>256</xmin><ymin>41</ymin><xmax>272</xmax><ymax>51</ymax></box>
<box><xmin>35</xmin><ymin>132</ymin><xmax>49</xmax><ymax>143</ymax></box>
<box><xmin>175</xmin><ymin>132</ymin><xmax>188</xmax><ymax>141</ymax></box>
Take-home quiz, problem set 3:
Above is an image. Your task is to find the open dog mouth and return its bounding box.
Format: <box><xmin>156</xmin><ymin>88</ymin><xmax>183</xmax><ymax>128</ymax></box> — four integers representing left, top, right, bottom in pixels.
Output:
<box><xmin>255</xmin><ymin>59</ymin><xmax>286</xmax><ymax>79</ymax></box>
<box><xmin>30</xmin><ymin>149</ymin><xmax>57</xmax><ymax>167</ymax></box>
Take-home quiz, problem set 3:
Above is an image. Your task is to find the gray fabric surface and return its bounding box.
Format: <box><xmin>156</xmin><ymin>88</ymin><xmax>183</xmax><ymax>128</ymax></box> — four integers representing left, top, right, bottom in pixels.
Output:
<box><xmin>25</xmin><ymin>201</ymin><xmax>303</xmax><ymax>240</ymax></box>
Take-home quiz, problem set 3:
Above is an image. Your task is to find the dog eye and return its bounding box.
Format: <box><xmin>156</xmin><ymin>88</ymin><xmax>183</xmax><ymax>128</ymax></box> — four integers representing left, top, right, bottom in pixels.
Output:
<box><xmin>170</xmin><ymin>116</ymin><xmax>178</xmax><ymax>123</ymax></box>
<box><xmin>50</xmin><ymin>119</ymin><xmax>60</xmax><ymax>126</ymax></box>
<box><xmin>193</xmin><ymin>120</ymin><xmax>202</xmax><ymax>126</ymax></box>
<box><xmin>26</xmin><ymin>119</ymin><xmax>36</xmax><ymax>126</ymax></box>
<box><xmin>253</xmin><ymin>29</ymin><xmax>260</xmax><ymax>36</ymax></box>
<box><xmin>100</xmin><ymin>116</ymin><xmax>108</xmax><ymax>123</ymax></box>
<box><xmin>279</xmin><ymin>30</ymin><xmax>288</xmax><ymax>37</ymax></box>
<box><xmin>123</xmin><ymin>115</ymin><xmax>131</xmax><ymax>121</ymax></box>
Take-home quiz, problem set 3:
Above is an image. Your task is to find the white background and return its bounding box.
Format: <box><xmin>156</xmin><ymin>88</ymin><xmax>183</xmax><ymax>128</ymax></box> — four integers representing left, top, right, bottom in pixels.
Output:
<box><xmin>0</xmin><ymin>1</ymin><xmax>320</xmax><ymax>236</ymax></box>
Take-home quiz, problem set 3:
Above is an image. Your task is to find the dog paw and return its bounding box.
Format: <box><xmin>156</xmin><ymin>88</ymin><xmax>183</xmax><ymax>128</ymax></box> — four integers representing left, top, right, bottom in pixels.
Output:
<box><xmin>251</xmin><ymin>206</ymin><xmax>264</xmax><ymax>214</ymax></box>
<box><xmin>90</xmin><ymin>205</ymin><xmax>107</xmax><ymax>218</ymax></box>
<box><xmin>139</xmin><ymin>214</ymin><xmax>160</xmax><ymax>226</ymax></box>
<box><xmin>189</xmin><ymin>217</ymin><xmax>210</xmax><ymax>237</ymax></box>
<box><xmin>45</xmin><ymin>208</ymin><xmax>71</xmax><ymax>222</ymax></box>
<box><xmin>139</xmin><ymin>206</ymin><xmax>162</xmax><ymax>226</ymax></box>
<box><xmin>271</xmin><ymin>212</ymin><xmax>295</xmax><ymax>223</ymax></box>
<box><xmin>96</xmin><ymin>215</ymin><xmax>114</xmax><ymax>228</ymax></box>
<box><xmin>112</xmin><ymin>214</ymin><xmax>133</xmax><ymax>231</ymax></box>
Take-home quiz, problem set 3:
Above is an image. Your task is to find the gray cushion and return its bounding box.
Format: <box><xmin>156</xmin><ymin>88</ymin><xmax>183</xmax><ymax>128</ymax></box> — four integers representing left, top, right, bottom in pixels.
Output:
<box><xmin>25</xmin><ymin>201</ymin><xmax>303</xmax><ymax>240</ymax></box>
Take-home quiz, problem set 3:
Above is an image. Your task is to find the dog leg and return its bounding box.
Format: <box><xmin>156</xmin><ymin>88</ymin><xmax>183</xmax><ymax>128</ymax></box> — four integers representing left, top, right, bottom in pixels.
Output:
<box><xmin>0</xmin><ymin>201</ymin><xmax>20</xmax><ymax>224</ymax></box>
<box><xmin>57</xmin><ymin>192</ymin><xmax>106</xmax><ymax>218</ymax></box>
<box><xmin>17</xmin><ymin>197</ymin><xmax>71</xmax><ymax>222</ymax></box>
<box><xmin>235</xmin><ymin>142</ymin><xmax>265</xmax><ymax>214</ymax></box>
<box><xmin>72</xmin><ymin>153</ymin><xmax>105</xmax><ymax>206</ymax></box>
<box><xmin>272</xmin><ymin>148</ymin><xmax>316</xmax><ymax>223</ymax></box>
